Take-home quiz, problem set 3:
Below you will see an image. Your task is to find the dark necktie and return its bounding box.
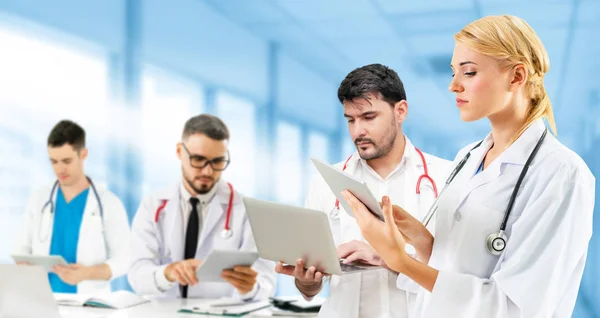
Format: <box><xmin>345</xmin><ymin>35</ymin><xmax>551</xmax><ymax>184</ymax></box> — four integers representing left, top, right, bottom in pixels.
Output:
<box><xmin>181</xmin><ymin>197</ymin><xmax>200</xmax><ymax>298</ymax></box>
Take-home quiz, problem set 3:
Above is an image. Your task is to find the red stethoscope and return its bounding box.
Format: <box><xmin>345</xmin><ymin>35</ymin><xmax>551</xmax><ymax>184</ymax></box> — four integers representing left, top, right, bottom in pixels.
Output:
<box><xmin>330</xmin><ymin>148</ymin><xmax>439</xmax><ymax>220</ymax></box>
<box><xmin>154</xmin><ymin>183</ymin><xmax>235</xmax><ymax>239</ymax></box>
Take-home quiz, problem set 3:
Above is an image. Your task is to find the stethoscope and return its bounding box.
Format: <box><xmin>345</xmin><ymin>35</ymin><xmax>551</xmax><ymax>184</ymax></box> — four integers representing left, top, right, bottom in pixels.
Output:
<box><xmin>38</xmin><ymin>176</ymin><xmax>104</xmax><ymax>242</ymax></box>
<box><xmin>154</xmin><ymin>182</ymin><xmax>235</xmax><ymax>239</ymax></box>
<box><xmin>421</xmin><ymin>129</ymin><xmax>548</xmax><ymax>256</ymax></box>
<box><xmin>329</xmin><ymin>147</ymin><xmax>438</xmax><ymax>220</ymax></box>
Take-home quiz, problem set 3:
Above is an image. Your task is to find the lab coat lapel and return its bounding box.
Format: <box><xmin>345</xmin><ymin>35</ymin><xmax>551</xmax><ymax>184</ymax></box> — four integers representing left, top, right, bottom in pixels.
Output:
<box><xmin>339</xmin><ymin>206</ymin><xmax>363</xmax><ymax>242</ymax></box>
<box><xmin>41</xmin><ymin>183</ymin><xmax>60</xmax><ymax>254</ymax></box>
<box><xmin>198</xmin><ymin>181</ymin><xmax>229</xmax><ymax>249</ymax></box>
<box><xmin>338</xmin><ymin>154</ymin><xmax>363</xmax><ymax>243</ymax></box>
<box><xmin>161</xmin><ymin>186</ymin><xmax>184</xmax><ymax>262</ymax></box>
<box><xmin>458</xmin><ymin>137</ymin><xmax>495</xmax><ymax>205</ymax></box>
<box><xmin>78</xmin><ymin>182</ymin><xmax>105</xmax><ymax>258</ymax></box>
<box><xmin>329</xmin><ymin>153</ymin><xmax>370</xmax><ymax>318</ymax></box>
<box><xmin>404</xmin><ymin>140</ymin><xmax>429</xmax><ymax>219</ymax></box>
<box><xmin>81</xmin><ymin>182</ymin><xmax>102</xmax><ymax>220</ymax></box>
<box><xmin>197</xmin><ymin>200</ymin><xmax>222</xmax><ymax>249</ymax></box>
<box><xmin>459</xmin><ymin>120</ymin><xmax>547</xmax><ymax>206</ymax></box>
<box><xmin>403</xmin><ymin>159</ymin><xmax>420</xmax><ymax>218</ymax></box>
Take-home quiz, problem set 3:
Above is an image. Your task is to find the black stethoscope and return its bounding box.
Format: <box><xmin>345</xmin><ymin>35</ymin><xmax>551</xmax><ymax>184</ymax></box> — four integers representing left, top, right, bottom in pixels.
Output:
<box><xmin>421</xmin><ymin>129</ymin><xmax>547</xmax><ymax>256</ymax></box>
<box><xmin>38</xmin><ymin>176</ymin><xmax>104</xmax><ymax>242</ymax></box>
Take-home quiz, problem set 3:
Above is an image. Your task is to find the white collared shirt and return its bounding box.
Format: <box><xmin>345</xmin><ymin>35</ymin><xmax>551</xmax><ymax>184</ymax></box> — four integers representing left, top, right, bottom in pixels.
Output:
<box><xmin>179</xmin><ymin>182</ymin><xmax>217</xmax><ymax>235</ymax></box>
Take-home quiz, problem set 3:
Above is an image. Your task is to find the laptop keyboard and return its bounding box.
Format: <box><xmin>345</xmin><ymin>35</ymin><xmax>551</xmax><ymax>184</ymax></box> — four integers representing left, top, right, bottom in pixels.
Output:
<box><xmin>339</xmin><ymin>261</ymin><xmax>369</xmax><ymax>273</ymax></box>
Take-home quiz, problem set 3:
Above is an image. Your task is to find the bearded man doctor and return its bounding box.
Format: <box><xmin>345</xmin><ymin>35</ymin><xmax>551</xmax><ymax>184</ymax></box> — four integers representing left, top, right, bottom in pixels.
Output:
<box><xmin>12</xmin><ymin>120</ymin><xmax>131</xmax><ymax>294</ymax></box>
<box><xmin>128</xmin><ymin>114</ymin><xmax>275</xmax><ymax>300</ymax></box>
<box><xmin>276</xmin><ymin>64</ymin><xmax>452</xmax><ymax>318</ymax></box>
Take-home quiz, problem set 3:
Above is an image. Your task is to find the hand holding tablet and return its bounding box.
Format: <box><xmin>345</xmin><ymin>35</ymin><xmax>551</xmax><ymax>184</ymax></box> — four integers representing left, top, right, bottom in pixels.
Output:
<box><xmin>311</xmin><ymin>157</ymin><xmax>385</xmax><ymax>221</ymax></box>
<box><xmin>11</xmin><ymin>254</ymin><xmax>68</xmax><ymax>272</ymax></box>
<box><xmin>195</xmin><ymin>250</ymin><xmax>259</xmax><ymax>282</ymax></box>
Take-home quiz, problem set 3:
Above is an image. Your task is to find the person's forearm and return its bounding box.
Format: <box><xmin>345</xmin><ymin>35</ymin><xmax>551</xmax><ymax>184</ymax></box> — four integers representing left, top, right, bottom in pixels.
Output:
<box><xmin>398</xmin><ymin>254</ymin><xmax>438</xmax><ymax>292</ymax></box>
<box><xmin>85</xmin><ymin>264</ymin><xmax>113</xmax><ymax>281</ymax></box>
<box><xmin>414</xmin><ymin>234</ymin><xmax>434</xmax><ymax>264</ymax></box>
<box><xmin>294</xmin><ymin>279</ymin><xmax>322</xmax><ymax>298</ymax></box>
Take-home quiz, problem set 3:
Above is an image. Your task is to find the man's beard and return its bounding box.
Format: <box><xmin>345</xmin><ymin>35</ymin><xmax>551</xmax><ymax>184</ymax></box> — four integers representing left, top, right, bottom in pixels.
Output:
<box><xmin>355</xmin><ymin>125</ymin><xmax>398</xmax><ymax>160</ymax></box>
<box><xmin>183</xmin><ymin>173</ymin><xmax>218</xmax><ymax>195</ymax></box>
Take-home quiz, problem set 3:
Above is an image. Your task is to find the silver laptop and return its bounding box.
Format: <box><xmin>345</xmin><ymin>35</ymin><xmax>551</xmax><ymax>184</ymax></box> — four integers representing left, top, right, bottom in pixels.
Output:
<box><xmin>0</xmin><ymin>264</ymin><xmax>61</xmax><ymax>318</ymax></box>
<box><xmin>243</xmin><ymin>197</ymin><xmax>381</xmax><ymax>276</ymax></box>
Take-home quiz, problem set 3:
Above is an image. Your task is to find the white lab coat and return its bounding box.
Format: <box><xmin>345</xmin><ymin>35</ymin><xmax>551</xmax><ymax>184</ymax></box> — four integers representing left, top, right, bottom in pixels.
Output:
<box><xmin>12</xmin><ymin>182</ymin><xmax>131</xmax><ymax>294</ymax></box>
<box><xmin>127</xmin><ymin>179</ymin><xmax>276</xmax><ymax>300</ymax></box>
<box><xmin>305</xmin><ymin>138</ymin><xmax>451</xmax><ymax>318</ymax></box>
<box><xmin>412</xmin><ymin>119</ymin><xmax>595</xmax><ymax>318</ymax></box>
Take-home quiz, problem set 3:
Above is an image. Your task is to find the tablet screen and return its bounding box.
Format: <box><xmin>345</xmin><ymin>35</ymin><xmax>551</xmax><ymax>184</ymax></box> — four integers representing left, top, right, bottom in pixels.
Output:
<box><xmin>311</xmin><ymin>157</ymin><xmax>384</xmax><ymax>221</ymax></box>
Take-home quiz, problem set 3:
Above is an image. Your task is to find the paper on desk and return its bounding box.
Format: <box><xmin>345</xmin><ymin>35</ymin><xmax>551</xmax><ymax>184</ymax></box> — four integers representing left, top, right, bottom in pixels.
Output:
<box><xmin>180</xmin><ymin>300</ymin><xmax>271</xmax><ymax>316</ymax></box>
<box><xmin>271</xmin><ymin>308</ymin><xmax>318</xmax><ymax>317</ymax></box>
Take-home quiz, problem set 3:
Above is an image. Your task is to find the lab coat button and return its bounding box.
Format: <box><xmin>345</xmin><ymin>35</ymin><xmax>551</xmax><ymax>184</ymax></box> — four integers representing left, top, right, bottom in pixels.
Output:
<box><xmin>454</xmin><ymin>211</ymin><xmax>462</xmax><ymax>221</ymax></box>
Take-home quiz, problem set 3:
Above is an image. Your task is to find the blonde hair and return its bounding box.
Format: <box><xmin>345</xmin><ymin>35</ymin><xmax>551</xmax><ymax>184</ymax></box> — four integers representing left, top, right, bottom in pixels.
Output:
<box><xmin>454</xmin><ymin>15</ymin><xmax>557</xmax><ymax>141</ymax></box>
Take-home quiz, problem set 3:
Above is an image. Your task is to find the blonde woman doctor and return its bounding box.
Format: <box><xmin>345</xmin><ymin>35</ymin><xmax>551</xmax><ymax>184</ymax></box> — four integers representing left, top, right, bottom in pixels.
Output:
<box><xmin>344</xmin><ymin>15</ymin><xmax>595</xmax><ymax>318</ymax></box>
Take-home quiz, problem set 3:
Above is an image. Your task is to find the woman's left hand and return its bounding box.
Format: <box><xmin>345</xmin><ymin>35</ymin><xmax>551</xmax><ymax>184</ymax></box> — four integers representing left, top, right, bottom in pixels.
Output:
<box><xmin>342</xmin><ymin>191</ymin><xmax>408</xmax><ymax>273</ymax></box>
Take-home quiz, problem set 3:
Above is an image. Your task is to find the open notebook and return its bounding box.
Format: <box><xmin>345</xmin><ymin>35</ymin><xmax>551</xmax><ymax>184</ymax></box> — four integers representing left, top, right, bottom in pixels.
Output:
<box><xmin>179</xmin><ymin>299</ymin><xmax>271</xmax><ymax>316</ymax></box>
<box><xmin>54</xmin><ymin>291</ymin><xmax>149</xmax><ymax>309</ymax></box>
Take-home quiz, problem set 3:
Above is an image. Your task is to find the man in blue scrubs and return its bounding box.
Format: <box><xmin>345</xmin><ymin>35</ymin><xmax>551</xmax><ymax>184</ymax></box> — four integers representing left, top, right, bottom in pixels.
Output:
<box><xmin>48</xmin><ymin>178</ymin><xmax>89</xmax><ymax>293</ymax></box>
<box><xmin>13</xmin><ymin>120</ymin><xmax>131</xmax><ymax>294</ymax></box>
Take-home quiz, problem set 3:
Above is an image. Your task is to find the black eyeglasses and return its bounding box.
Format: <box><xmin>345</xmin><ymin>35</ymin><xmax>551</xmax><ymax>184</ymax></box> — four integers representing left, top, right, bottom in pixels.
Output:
<box><xmin>180</xmin><ymin>142</ymin><xmax>230</xmax><ymax>171</ymax></box>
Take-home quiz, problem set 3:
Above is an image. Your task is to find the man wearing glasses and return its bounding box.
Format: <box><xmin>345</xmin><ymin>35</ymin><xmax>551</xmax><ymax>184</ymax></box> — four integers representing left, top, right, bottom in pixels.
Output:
<box><xmin>128</xmin><ymin>114</ymin><xmax>275</xmax><ymax>300</ymax></box>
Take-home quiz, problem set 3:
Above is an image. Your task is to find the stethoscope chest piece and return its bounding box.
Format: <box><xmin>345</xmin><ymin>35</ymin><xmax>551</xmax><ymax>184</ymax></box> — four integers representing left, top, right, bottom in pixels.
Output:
<box><xmin>486</xmin><ymin>231</ymin><xmax>507</xmax><ymax>256</ymax></box>
<box><xmin>220</xmin><ymin>228</ymin><xmax>233</xmax><ymax>239</ymax></box>
<box><xmin>329</xmin><ymin>207</ymin><xmax>340</xmax><ymax>220</ymax></box>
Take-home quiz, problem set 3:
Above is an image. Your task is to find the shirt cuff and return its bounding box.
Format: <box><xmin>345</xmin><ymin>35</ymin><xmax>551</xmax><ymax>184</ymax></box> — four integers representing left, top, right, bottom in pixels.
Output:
<box><xmin>395</xmin><ymin>245</ymin><xmax>421</xmax><ymax>293</ymax></box>
<box><xmin>238</xmin><ymin>282</ymin><xmax>259</xmax><ymax>300</ymax></box>
<box><xmin>104</xmin><ymin>260</ymin><xmax>116</xmax><ymax>280</ymax></box>
<box><xmin>154</xmin><ymin>264</ymin><xmax>175</xmax><ymax>292</ymax></box>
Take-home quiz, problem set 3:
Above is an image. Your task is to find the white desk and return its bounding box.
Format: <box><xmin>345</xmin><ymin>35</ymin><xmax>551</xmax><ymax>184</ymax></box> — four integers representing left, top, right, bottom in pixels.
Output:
<box><xmin>58</xmin><ymin>298</ymin><xmax>316</xmax><ymax>318</ymax></box>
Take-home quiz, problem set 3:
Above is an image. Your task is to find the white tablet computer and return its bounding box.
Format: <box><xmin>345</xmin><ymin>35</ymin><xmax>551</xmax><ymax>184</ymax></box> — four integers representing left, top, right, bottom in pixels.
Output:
<box><xmin>311</xmin><ymin>157</ymin><xmax>384</xmax><ymax>221</ymax></box>
<box><xmin>195</xmin><ymin>250</ymin><xmax>259</xmax><ymax>282</ymax></box>
<box><xmin>10</xmin><ymin>254</ymin><xmax>67</xmax><ymax>272</ymax></box>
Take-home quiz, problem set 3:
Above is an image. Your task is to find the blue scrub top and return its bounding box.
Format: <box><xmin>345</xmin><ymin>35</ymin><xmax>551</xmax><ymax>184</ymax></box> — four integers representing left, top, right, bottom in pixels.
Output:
<box><xmin>48</xmin><ymin>187</ymin><xmax>89</xmax><ymax>293</ymax></box>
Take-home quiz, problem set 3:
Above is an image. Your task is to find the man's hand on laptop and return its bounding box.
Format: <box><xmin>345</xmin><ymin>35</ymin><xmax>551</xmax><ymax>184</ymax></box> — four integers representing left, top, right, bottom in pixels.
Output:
<box><xmin>275</xmin><ymin>259</ymin><xmax>325</xmax><ymax>299</ymax></box>
<box><xmin>165</xmin><ymin>259</ymin><xmax>202</xmax><ymax>286</ymax></box>
<box><xmin>337</xmin><ymin>240</ymin><xmax>384</xmax><ymax>266</ymax></box>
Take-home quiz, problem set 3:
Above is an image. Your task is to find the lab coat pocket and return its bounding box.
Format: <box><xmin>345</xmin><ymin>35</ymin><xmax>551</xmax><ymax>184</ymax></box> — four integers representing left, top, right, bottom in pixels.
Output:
<box><xmin>455</xmin><ymin>201</ymin><xmax>505</xmax><ymax>277</ymax></box>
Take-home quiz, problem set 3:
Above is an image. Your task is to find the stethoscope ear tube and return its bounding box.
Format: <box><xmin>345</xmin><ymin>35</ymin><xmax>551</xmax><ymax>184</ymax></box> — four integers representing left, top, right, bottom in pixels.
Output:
<box><xmin>38</xmin><ymin>177</ymin><xmax>104</xmax><ymax>242</ymax></box>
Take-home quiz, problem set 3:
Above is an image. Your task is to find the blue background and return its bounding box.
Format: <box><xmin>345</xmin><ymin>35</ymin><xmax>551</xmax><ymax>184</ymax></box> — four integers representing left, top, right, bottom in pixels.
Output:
<box><xmin>0</xmin><ymin>1</ymin><xmax>598</xmax><ymax>316</ymax></box>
